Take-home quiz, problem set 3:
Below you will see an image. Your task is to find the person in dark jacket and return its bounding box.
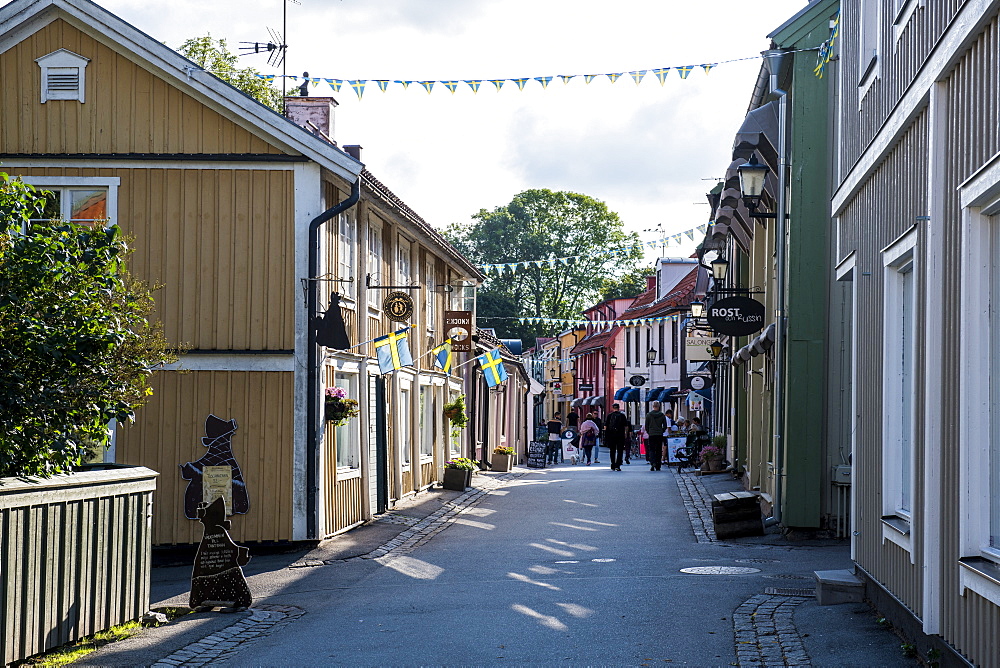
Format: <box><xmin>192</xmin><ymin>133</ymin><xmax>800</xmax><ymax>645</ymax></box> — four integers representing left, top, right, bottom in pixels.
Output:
<box><xmin>592</xmin><ymin>413</ymin><xmax>604</xmax><ymax>463</ymax></box>
<box><xmin>546</xmin><ymin>414</ymin><xmax>563</xmax><ymax>464</ymax></box>
<box><xmin>644</xmin><ymin>401</ymin><xmax>668</xmax><ymax>471</ymax></box>
<box><xmin>604</xmin><ymin>403</ymin><xmax>631</xmax><ymax>471</ymax></box>
<box><xmin>567</xmin><ymin>410</ymin><xmax>579</xmax><ymax>428</ymax></box>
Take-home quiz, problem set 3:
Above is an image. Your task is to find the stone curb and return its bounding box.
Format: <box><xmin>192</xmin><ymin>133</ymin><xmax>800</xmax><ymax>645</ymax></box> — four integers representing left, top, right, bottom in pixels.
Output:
<box><xmin>733</xmin><ymin>593</ymin><xmax>811</xmax><ymax>667</ymax></box>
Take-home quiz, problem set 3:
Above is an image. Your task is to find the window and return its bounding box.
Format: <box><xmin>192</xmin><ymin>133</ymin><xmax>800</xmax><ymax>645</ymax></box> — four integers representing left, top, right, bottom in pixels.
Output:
<box><xmin>658</xmin><ymin>322</ymin><xmax>665</xmax><ymax>363</ymax></box>
<box><xmin>338</xmin><ymin>212</ymin><xmax>355</xmax><ymax>283</ymax></box>
<box><xmin>367</xmin><ymin>223</ymin><xmax>382</xmax><ymax>308</ymax></box>
<box><xmin>425</xmin><ymin>258</ymin><xmax>436</xmax><ymax>331</ymax></box>
<box><xmin>448</xmin><ymin>391</ymin><xmax>462</xmax><ymax>458</ymax></box>
<box><xmin>400</xmin><ymin>387</ymin><xmax>411</xmax><ymax>467</ymax></box>
<box><xmin>398</xmin><ymin>237</ymin><xmax>412</xmax><ymax>286</ymax></box>
<box><xmin>36</xmin><ymin>49</ymin><xmax>89</xmax><ymax>104</ymax></box>
<box><xmin>419</xmin><ymin>386</ymin><xmax>435</xmax><ymax>458</ymax></box>
<box><xmin>334</xmin><ymin>374</ymin><xmax>360</xmax><ymax>469</ymax></box>
<box><xmin>21</xmin><ymin>177</ymin><xmax>119</xmax><ymax>230</ymax></box>
<box><xmin>671</xmin><ymin>318</ymin><xmax>679</xmax><ymax>363</ymax></box>
<box><xmin>858</xmin><ymin>0</ymin><xmax>881</xmax><ymax>95</ymax></box>
<box><xmin>881</xmin><ymin>225</ymin><xmax>917</xmax><ymax>550</ymax></box>
<box><xmin>625</xmin><ymin>326</ymin><xmax>632</xmax><ymax>365</ymax></box>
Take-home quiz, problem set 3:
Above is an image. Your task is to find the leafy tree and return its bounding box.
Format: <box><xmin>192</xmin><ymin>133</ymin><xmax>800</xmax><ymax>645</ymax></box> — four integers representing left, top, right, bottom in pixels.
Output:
<box><xmin>177</xmin><ymin>35</ymin><xmax>284</xmax><ymax>111</ymax></box>
<box><xmin>0</xmin><ymin>175</ymin><xmax>176</xmax><ymax>477</ymax></box>
<box><xmin>600</xmin><ymin>264</ymin><xmax>655</xmax><ymax>301</ymax></box>
<box><xmin>445</xmin><ymin>189</ymin><xmax>644</xmax><ymax>340</ymax></box>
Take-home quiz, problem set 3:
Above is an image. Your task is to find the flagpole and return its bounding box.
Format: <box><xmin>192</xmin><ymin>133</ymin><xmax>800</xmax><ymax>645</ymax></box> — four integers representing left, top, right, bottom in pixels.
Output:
<box><xmin>340</xmin><ymin>323</ymin><xmax>416</xmax><ymax>352</ymax></box>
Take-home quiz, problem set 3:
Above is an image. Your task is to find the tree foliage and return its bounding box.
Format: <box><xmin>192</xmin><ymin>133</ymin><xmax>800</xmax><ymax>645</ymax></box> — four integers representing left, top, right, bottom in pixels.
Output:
<box><xmin>599</xmin><ymin>264</ymin><xmax>655</xmax><ymax>301</ymax></box>
<box><xmin>177</xmin><ymin>35</ymin><xmax>284</xmax><ymax>111</ymax></box>
<box><xmin>444</xmin><ymin>189</ymin><xmax>644</xmax><ymax>340</ymax></box>
<box><xmin>0</xmin><ymin>175</ymin><xmax>176</xmax><ymax>477</ymax></box>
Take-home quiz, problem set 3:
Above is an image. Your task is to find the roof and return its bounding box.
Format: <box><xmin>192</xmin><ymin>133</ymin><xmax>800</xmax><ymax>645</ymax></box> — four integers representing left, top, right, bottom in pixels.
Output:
<box><xmin>0</xmin><ymin>0</ymin><xmax>364</xmax><ymax>182</ymax></box>
<box><xmin>570</xmin><ymin>327</ymin><xmax>620</xmax><ymax>356</ymax></box>
<box><xmin>621</xmin><ymin>267</ymin><xmax>700</xmax><ymax>319</ymax></box>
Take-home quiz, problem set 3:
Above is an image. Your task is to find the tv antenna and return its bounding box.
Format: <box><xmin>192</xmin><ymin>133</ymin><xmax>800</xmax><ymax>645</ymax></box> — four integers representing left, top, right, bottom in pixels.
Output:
<box><xmin>238</xmin><ymin>0</ymin><xmax>301</xmax><ymax>107</ymax></box>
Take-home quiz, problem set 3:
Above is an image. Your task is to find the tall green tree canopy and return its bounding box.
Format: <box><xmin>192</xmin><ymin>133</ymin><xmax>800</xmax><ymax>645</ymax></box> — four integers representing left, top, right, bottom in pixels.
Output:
<box><xmin>445</xmin><ymin>189</ymin><xmax>644</xmax><ymax>340</ymax></box>
<box><xmin>0</xmin><ymin>175</ymin><xmax>175</xmax><ymax>477</ymax></box>
<box><xmin>177</xmin><ymin>35</ymin><xmax>284</xmax><ymax>111</ymax></box>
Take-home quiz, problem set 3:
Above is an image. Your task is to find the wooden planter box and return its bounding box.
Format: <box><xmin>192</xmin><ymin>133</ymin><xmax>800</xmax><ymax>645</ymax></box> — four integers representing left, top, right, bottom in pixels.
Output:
<box><xmin>490</xmin><ymin>453</ymin><xmax>514</xmax><ymax>472</ymax></box>
<box><xmin>0</xmin><ymin>465</ymin><xmax>158</xmax><ymax>664</ymax></box>
<box><xmin>442</xmin><ymin>468</ymin><xmax>472</xmax><ymax>491</ymax></box>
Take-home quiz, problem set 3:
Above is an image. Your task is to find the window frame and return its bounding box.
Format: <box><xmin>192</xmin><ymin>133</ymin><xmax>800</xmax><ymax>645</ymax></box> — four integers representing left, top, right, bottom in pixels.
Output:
<box><xmin>858</xmin><ymin>0</ymin><xmax>882</xmax><ymax>102</ymax></box>
<box><xmin>333</xmin><ymin>372</ymin><xmax>361</xmax><ymax>472</ymax></box>
<box><xmin>367</xmin><ymin>220</ymin><xmax>383</xmax><ymax>311</ymax></box>
<box><xmin>880</xmin><ymin>224</ymin><xmax>918</xmax><ymax>558</ymax></box>
<box><xmin>20</xmin><ymin>176</ymin><xmax>119</xmax><ymax>229</ymax></box>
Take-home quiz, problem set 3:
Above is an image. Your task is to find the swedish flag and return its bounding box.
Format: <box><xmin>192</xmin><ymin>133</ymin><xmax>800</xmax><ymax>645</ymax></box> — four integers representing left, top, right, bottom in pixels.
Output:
<box><xmin>374</xmin><ymin>327</ymin><xmax>414</xmax><ymax>375</ymax></box>
<box><xmin>432</xmin><ymin>339</ymin><xmax>453</xmax><ymax>373</ymax></box>
<box><xmin>478</xmin><ymin>348</ymin><xmax>508</xmax><ymax>388</ymax></box>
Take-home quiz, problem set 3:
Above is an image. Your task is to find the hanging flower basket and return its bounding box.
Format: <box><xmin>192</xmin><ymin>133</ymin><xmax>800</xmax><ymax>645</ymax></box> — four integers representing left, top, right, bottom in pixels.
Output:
<box><xmin>325</xmin><ymin>387</ymin><xmax>360</xmax><ymax>426</ymax></box>
<box><xmin>442</xmin><ymin>394</ymin><xmax>468</xmax><ymax>429</ymax></box>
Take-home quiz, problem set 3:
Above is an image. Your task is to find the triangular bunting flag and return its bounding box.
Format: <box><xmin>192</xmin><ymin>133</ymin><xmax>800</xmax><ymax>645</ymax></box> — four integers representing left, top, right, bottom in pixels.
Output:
<box><xmin>606</xmin><ymin>73</ymin><xmax>622</xmax><ymax>83</ymax></box>
<box><xmin>697</xmin><ymin>224</ymin><xmax>709</xmax><ymax>233</ymax></box>
<box><xmin>629</xmin><ymin>70</ymin><xmax>646</xmax><ymax>85</ymax></box>
<box><xmin>535</xmin><ymin>76</ymin><xmax>552</xmax><ymax>89</ymax></box>
<box><xmin>702</xmin><ymin>63</ymin><xmax>716</xmax><ymax>74</ymax></box>
<box><xmin>559</xmin><ymin>75</ymin><xmax>575</xmax><ymax>84</ymax></box>
<box><xmin>325</xmin><ymin>78</ymin><xmax>342</xmax><ymax>92</ymax></box>
<box><xmin>396</xmin><ymin>80</ymin><xmax>412</xmax><ymax>89</ymax></box>
<box><xmin>677</xmin><ymin>66</ymin><xmax>694</xmax><ymax>79</ymax></box>
<box><xmin>489</xmin><ymin>79</ymin><xmax>506</xmax><ymax>91</ymax></box>
<box><xmin>375</xmin><ymin>80</ymin><xmax>390</xmax><ymax>92</ymax></box>
<box><xmin>465</xmin><ymin>80</ymin><xmax>482</xmax><ymax>93</ymax></box>
<box><xmin>652</xmin><ymin>67</ymin><xmax>671</xmax><ymax>84</ymax></box>
<box><xmin>349</xmin><ymin>80</ymin><xmax>366</xmax><ymax>99</ymax></box>
<box><xmin>419</xmin><ymin>81</ymin><xmax>435</xmax><ymax>93</ymax></box>
<box><xmin>685</xmin><ymin>230</ymin><xmax>696</xmax><ymax>241</ymax></box>
<box><xmin>584</xmin><ymin>74</ymin><xmax>598</xmax><ymax>84</ymax></box>
<box><xmin>512</xmin><ymin>78</ymin><xmax>529</xmax><ymax>90</ymax></box>
<box><xmin>443</xmin><ymin>81</ymin><xmax>460</xmax><ymax>93</ymax></box>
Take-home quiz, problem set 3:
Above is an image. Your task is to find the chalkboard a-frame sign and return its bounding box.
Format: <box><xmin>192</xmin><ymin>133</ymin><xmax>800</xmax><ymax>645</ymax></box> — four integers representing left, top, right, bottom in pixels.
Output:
<box><xmin>706</xmin><ymin>297</ymin><xmax>766</xmax><ymax>337</ymax></box>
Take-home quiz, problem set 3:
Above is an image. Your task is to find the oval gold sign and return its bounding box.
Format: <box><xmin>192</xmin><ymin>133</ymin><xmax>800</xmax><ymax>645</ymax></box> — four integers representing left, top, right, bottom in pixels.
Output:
<box><xmin>383</xmin><ymin>291</ymin><xmax>414</xmax><ymax>322</ymax></box>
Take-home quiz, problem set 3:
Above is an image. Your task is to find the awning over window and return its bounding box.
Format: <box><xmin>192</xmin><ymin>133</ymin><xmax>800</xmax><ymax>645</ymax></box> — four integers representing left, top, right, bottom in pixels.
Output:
<box><xmin>732</xmin><ymin>100</ymin><xmax>779</xmax><ymax>167</ymax></box>
<box><xmin>613</xmin><ymin>387</ymin><xmax>628</xmax><ymax>400</ymax></box>
<box><xmin>571</xmin><ymin>397</ymin><xmax>586</xmax><ymax>406</ymax></box>
<box><xmin>587</xmin><ymin>395</ymin><xmax>605</xmax><ymax>405</ymax></box>
<box><xmin>624</xmin><ymin>388</ymin><xmax>642</xmax><ymax>402</ymax></box>
<box><xmin>645</xmin><ymin>387</ymin><xmax>667</xmax><ymax>402</ymax></box>
<box><xmin>662</xmin><ymin>386</ymin><xmax>679</xmax><ymax>398</ymax></box>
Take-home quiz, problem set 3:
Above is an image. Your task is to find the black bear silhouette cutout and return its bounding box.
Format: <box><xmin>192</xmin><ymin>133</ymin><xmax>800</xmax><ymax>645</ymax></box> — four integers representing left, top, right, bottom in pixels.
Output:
<box><xmin>180</xmin><ymin>415</ymin><xmax>250</xmax><ymax>519</ymax></box>
<box><xmin>190</xmin><ymin>496</ymin><xmax>252</xmax><ymax>610</ymax></box>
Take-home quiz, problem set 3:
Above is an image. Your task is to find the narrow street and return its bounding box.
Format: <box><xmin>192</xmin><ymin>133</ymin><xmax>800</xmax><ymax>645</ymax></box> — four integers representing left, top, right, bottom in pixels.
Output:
<box><xmin>85</xmin><ymin>464</ymin><xmax>912</xmax><ymax>667</ymax></box>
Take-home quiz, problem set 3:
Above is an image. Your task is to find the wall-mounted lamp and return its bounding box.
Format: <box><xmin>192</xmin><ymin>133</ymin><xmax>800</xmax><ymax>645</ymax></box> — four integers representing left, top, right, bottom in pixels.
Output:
<box><xmin>690</xmin><ymin>301</ymin><xmax>705</xmax><ymax>319</ymax></box>
<box><xmin>646</xmin><ymin>348</ymin><xmax>658</xmax><ymax>363</ymax></box>
<box><xmin>709</xmin><ymin>340</ymin><xmax>726</xmax><ymax>359</ymax></box>
<box><xmin>737</xmin><ymin>155</ymin><xmax>776</xmax><ymax>219</ymax></box>
<box><xmin>609</xmin><ymin>354</ymin><xmax>618</xmax><ymax>368</ymax></box>
<box><xmin>711</xmin><ymin>258</ymin><xmax>729</xmax><ymax>282</ymax></box>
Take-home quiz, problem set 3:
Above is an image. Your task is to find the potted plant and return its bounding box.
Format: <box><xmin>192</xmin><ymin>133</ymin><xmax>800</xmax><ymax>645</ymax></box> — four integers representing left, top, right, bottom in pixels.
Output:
<box><xmin>699</xmin><ymin>444</ymin><xmax>727</xmax><ymax>472</ymax></box>
<box><xmin>491</xmin><ymin>446</ymin><xmax>515</xmax><ymax>472</ymax></box>
<box><xmin>443</xmin><ymin>394</ymin><xmax>468</xmax><ymax>455</ymax></box>
<box><xmin>325</xmin><ymin>387</ymin><xmax>360</xmax><ymax>426</ymax></box>
<box><xmin>443</xmin><ymin>457</ymin><xmax>476</xmax><ymax>490</ymax></box>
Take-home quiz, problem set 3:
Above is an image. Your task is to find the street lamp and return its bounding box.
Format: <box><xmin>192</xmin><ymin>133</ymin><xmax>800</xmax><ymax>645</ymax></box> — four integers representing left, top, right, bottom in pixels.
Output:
<box><xmin>646</xmin><ymin>348</ymin><xmax>657</xmax><ymax>363</ymax></box>
<box><xmin>690</xmin><ymin>301</ymin><xmax>705</xmax><ymax>319</ymax></box>
<box><xmin>609</xmin><ymin>354</ymin><xmax>618</xmax><ymax>368</ymax></box>
<box><xmin>737</xmin><ymin>154</ymin><xmax>768</xmax><ymax>210</ymax></box>
<box><xmin>711</xmin><ymin>258</ymin><xmax>729</xmax><ymax>282</ymax></box>
<box><xmin>709</xmin><ymin>340</ymin><xmax>725</xmax><ymax>359</ymax></box>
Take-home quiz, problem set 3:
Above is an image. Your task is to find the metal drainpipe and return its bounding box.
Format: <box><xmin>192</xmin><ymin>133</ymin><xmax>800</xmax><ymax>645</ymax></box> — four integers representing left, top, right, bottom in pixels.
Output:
<box><xmin>306</xmin><ymin>177</ymin><xmax>361</xmax><ymax>540</ymax></box>
<box><xmin>763</xmin><ymin>49</ymin><xmax>788</xmax><ymax>528</ymax></box>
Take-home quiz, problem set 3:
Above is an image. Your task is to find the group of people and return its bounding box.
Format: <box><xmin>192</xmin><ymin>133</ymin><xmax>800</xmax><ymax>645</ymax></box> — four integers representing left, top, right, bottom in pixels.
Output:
<box><xmin>544</xmin><ymin>401</ymin><xmax>702</xmax><ymax>472</ymax></box>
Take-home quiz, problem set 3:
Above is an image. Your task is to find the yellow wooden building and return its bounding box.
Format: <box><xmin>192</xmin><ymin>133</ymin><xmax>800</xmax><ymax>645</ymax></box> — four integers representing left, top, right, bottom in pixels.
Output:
<box><xmin>0</xmin><ymin>0</ymin><xmax>485</xmax><ymax>545</ymax></box>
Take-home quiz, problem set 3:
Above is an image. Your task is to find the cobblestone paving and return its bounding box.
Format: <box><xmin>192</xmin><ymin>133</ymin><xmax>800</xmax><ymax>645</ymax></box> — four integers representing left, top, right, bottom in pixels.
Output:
<box><xmin>670</xmin><ymin>469</ymin><xmax>718</xmax><ymax>543</ymax></box>
<box><xmin>372</xmin><ymin>513</ymin><xmax>422</xmax><ymax>527</ymax></box>
<box><xmin>733</xmin><ymin>594</ymin><xmax>811</xmax><ymax>667</ymax></box>
<box><xmin>149</xmin><ymin>605</ymin><xmax>304</xmax><ymax>667</ymax></box>
<box><xmin>289</xmin><ymin>469</ymin><xmax>526</xmax><ymax>567</ymax></box>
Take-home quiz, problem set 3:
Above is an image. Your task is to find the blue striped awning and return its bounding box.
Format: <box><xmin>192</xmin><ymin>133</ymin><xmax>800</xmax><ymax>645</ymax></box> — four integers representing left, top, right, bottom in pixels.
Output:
<box><xmin>624</xmin><ymin>388</ymin><xmax>642</xmax><ymax>402</ymax></box>
<box><xmin>645</xmin><ymin>387</ymin><xmax>665</xmax><ymax>402</ymax></box>
<box><xmin>613</xmin><ymin>387</ymin><xmax>628</xmax><ymax>400</ymax></box>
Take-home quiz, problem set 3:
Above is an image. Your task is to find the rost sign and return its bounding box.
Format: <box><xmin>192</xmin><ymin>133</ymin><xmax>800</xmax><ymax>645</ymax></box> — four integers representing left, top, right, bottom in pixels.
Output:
<box><xmin>706</xmin><ymin>296</ymin><xmax>765</xmax><ymax>337</ymax></box>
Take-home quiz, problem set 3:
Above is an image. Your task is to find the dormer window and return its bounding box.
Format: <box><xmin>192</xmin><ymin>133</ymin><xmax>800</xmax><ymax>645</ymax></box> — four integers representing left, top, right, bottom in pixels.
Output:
<box><xmin>35</xmin><ymin>49</ymin><xmax>90</xmax><ymax>103</ymax></box>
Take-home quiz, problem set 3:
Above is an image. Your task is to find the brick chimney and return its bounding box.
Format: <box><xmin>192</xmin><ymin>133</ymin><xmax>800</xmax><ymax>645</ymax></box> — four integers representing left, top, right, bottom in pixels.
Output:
<box><xmin>646</xmin><ymin>275</ymin><xmax>657</xmax><ymax>292</ymax></box>
<box><xmin>343</xmin><ymin>145</ymin><xmax>362</xmax><ymax>161</ymax></box>
<box><xmin>284</xmin><ymin>97</ymin><xmax>338</xmax><ymax>144</ymax></box>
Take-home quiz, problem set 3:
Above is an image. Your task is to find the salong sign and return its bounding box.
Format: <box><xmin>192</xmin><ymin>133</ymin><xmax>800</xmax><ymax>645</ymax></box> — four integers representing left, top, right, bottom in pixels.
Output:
<box><xmin>706</xmin><ymin>297</ymin><xmax>765</xmax><ymax>336</ymax></box>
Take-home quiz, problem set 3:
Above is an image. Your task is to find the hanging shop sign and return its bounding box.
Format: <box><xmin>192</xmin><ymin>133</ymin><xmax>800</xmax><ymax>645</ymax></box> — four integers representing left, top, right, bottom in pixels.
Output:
<box><xmin>444</xmin><ymin>310</ymin><xmax>473</xmax><ymax>352</ymax></box>
<box><xmin>685</xmin><ymin>336</ymin><xmax>726</xmax><ymax>361</ymax></box>
<box><xmin>687</xmin><ymin>391</ymin><xmax>705</xmax><ymax>412</ymax></box>
<box><xmin>383</xmin><ymin>291</ymin><xmax>414</xmax><ymax>322</ymax></box>
<box><xmin>629</xmin><ymin>375</ymin><xmax>647</xmax><ymax>387</ymax></box>
<box><xmin>706</xmin><ymin>296</ymin><xmax>765</xmax><ymax>336</ymax></box>
<box><xmin>578</xmin><ymin>383</ymin><xmax>595</xmax><ymax>392</ymax></box>
<box><xmin>686</xmin><ymin>375</ymin><xmax>713</xmax><ymax>391</ymax></box>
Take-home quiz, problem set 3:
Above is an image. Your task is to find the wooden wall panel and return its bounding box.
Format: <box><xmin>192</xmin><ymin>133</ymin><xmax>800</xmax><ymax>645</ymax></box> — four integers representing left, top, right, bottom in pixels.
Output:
<box><xmin>115</xmin><ymin>370</ymin><xmax>294</xmax><ymax>545</ymax></box>
<box><xmin>0</xmin><ymin>20</ymin><xmax>285</xmax><ymax>155</ymax></box>
<box><xmin>12</xmin><ymin>166</ymin><xmax>295</xmax><ymax>351</ymax></box>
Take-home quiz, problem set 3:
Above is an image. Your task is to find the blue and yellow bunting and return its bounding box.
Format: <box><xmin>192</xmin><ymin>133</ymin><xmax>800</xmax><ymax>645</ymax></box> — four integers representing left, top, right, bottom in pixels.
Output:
<box><xmin>431</xmin><ymin>339</ymin><xmax>453</xmax><ymax>374</ymax></box>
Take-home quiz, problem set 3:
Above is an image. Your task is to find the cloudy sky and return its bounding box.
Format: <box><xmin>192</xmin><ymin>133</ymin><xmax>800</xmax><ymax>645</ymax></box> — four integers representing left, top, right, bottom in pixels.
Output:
<box><xmin>100</xmin><ymin>0</ymin><xmax>807</xmax><ymax>259</ymax></box>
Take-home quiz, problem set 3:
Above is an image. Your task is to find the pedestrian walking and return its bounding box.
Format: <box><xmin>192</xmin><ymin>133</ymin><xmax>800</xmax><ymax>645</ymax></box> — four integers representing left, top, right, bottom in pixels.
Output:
<box><xmin>567</xmin><ymin>409</ymin><xmax>579</xmax><ymax>429</ymax></box>
<box><xmin>579</xmin><ymin>413</ymin><xmax>599</xmax><ymax>465</ymax></box>
<box><xmin>592</xmin><ymin>412</ymin><xmax>604</xmax><ymax>463</ymax></box>
<box><xmin>546</xmin><ymin>414</ymin><xmax>563</xmax><ymax>465</ymax></box>
<box><xmin>603</xmin><ymin>403</ymin><xmax>631</xmax><ymax>471</ymax></box>
<box><xmin>644</xmin><ymin>401</ymin><xmax>669</xmax><ymax>471</ymax></box>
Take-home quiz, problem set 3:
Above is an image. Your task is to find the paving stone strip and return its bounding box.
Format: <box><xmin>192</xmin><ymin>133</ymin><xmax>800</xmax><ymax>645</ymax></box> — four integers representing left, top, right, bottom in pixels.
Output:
<box><xmin>289</xmin><ymin>469</ymin><xmax>526</xmax><ymax>568</ymax></box>
<box><xmin>149</xmin><ymin>604</ymin><xmax>304</xmax><ymax>668</ymax></box>
<box><xmin>733</xmin><ymin>593</ymin><xmax>811</xmax><ymax>667</ymax></box>
<box><xmin>670</xmin><ymin>469</ymin><xmax>718</xmax><ymax>543</ymax></box>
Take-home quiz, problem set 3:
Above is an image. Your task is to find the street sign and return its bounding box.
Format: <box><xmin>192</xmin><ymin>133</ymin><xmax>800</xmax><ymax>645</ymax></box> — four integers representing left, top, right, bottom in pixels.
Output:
<box><xmin>687</xmin><ymin>375</ymin><xmax>713</xmax><ymax>391</ymax></box>
<box><xmin>706</xmin><ymin>296</ymin><xmax>765</xmax><ymax>336</ymax></box>
<box><xmin>578</xmin><ymin>383</ymin><xmax>594</xmax><ymax>391</ymax></box>
<box><xmin>444</xmin><ymin>311</ymin><xmax>473</xmax><ymax>352</ymax></box>
<box><xmin>685</xmin><ymin>336</ymin><xmax>726</xmax><ymax>361</ymax></box>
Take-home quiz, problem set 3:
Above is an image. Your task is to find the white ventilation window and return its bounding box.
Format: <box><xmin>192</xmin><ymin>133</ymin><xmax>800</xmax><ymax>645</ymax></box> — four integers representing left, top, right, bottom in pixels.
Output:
<box><xmin>35</xmin><ymin>49</ymin><xmax>90</xmax><ymax>103</ymax></box>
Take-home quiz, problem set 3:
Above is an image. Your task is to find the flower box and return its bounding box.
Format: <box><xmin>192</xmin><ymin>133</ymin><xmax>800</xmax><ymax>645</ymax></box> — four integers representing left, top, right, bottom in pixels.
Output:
<box><xmin>490</xmin><ymin>453</ymin><xmax>514</xmax><ymax>472</ymax></box>
<box><xmin>442</xmin><ymin>467</ymin><xmax>471</xmax><ymax>491</ymax></box>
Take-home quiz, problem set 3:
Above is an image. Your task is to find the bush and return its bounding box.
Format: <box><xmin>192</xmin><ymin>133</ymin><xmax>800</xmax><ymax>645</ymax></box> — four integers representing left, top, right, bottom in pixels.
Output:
<box><xmin>493</xmin><ymin>446</ymin><xmax>515</xmax><ymax>456</ymax></box>
<box><xmin>0</xmin><ymin>174</ymin><xmax>176</xmax><ymax>477</ymax></box>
